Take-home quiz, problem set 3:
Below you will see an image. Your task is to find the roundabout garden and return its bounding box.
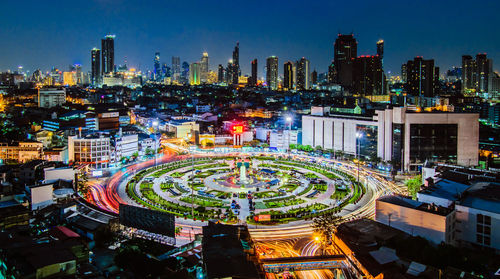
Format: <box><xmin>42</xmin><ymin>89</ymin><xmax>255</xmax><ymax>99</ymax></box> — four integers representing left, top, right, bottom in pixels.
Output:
<box><xmin>123</xmin><ymin>154</ymin><xmax>366</xmax><ymax>225</ymax></box>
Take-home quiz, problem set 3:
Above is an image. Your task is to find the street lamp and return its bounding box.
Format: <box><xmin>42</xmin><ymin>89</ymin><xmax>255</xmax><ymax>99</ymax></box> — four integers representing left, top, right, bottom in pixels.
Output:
<box><xmin>185</xmin><ymin>133</ymin><xmax>195</xmax><ymax>218</ymax></box>
<box><xmin>286</xmin><ymin>116</ymin><xmax>292</xmax><ymax>155</ymax></box>
<box><xmin>356</xmin><ymin>132</ymin><xmax>363</xmax><ymax>186</ymax></box>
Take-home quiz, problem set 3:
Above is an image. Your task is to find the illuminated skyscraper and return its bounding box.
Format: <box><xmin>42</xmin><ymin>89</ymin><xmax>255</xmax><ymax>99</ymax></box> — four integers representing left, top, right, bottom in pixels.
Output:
<box><xmin>266</xmin><ymin>56</ymin><xmax>278</xmax><ymax>90</ymax></box>
<box><xmin>200</xmin><ymin>52</ymin><xmax>209</xmax><ymax>83</ymax></box>
<box><xmin>476</xmin><ymin>53</ymin><xmax>492</xmax><ymax>93</ymax></box>
<box><xmin>218</xmin><ymin>64</ymin><xmax>224</xmax><ymax>83</ymax></box>
<box><xmin>376</xmin><ymin>40</ymin><xmax>384</xmax><ymax>59</ymax></box>
<box><xmin>189</xmin><ymin>62</ymin><xmax>201</xmax><ymax>85</ymax></box>
<box><xmin>74</xmin><ymin>64</ymin><xmax>83</xmax><ymax>85</ymax></box>
<box><xmin>91</xmin><ymin>48</ymin><xmax>101</xmax><ymax>85</ymax></box>
<box><xmin>462</xmin><ymin>55</ymin><xmax>475</xmax><ymax>93</ymax></box>
<box><xmin>328</xmin><ymin>61</ymin><xmax>336</xmax><ymax>84</ymax></box>
<box><xmin>311</xmin><ymin>70</ymin><xmax>318</xmax><ymax>85</ymax></box>
<box><xmin>352</xmin><ymin>55</ymin><xmax>384</xmax><ymax>96</ymax></box>
<box><xmin>101</xmin><ymin>35</ymin><xmax>115</xmax><ymax>74</ymax></box>
<box><xmin>181</xmin><ymin>61</ymin><xmax>189</xmax><ymax>83</ymax></box>
<box><xmin>172</xmin><ymin>56</ymin><xmax>181</xmax><ymax>81</ymax></box>
<box><xmin>154</xmin><ymin>52</ymin><xmax>161</xmax><ymax>81</ymax></box>
<box><xmin>232</xmin><ymin>42</ymin><xmax>239</xmax><ymax>84</ymax></box>
<box><xmin>283</xmin><ymin>61</ymin><xmax>293</xmax><ymax>90</ymax></box>
<box><xmin>249</xmin><ymin>59</ymin><xmax>258</xmax><ymax>86</ymax></box>
<box><xmin>226</xmin><ymin>60</ymin><xmax>233</xmax><ymax>84</ymax></box>
<box><xmin>403</xmin><ymin>56</ymin><xmax>438</xmax><ymax>98</ymax></box>
<box><xmin>296</xmin><ymin>57</ymin><xmax>310</xmax><ymax>90</ymax></box>
<box><xmin>334</xmin><ymin>34</ymin><xmax>357</xmax><ymax>87</ymax></box>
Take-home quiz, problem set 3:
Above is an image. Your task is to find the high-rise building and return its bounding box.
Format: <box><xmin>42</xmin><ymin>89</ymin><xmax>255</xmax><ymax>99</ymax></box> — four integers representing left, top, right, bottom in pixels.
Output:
<box><xmin>181</xmin><ymin>61</ymin><xmax>189</xmax><ymax>83</ymax></box>
<box><xmin>328</xmin><ymin>61</ymin><xmax>336</xmax><ymax>84</ymax></box>
<box><xmin>200</xmin><ymin>52</ymin><xmax>209</xmax><ymax>83</ymax></box>
<box><xmin>352</xmin><ymin>55</ymin><xmax>384</xmax><ymax>96</ymax></box>
<box><xmin>91</xmin><ymin>48</ymin><xmax>101</xmax><ymax>85</ymax></box>
<box><xmin>296</xmin><ymin>57</ymin><xmax>310</xmax><ymax>90</ymax></box>
<box><xmin>101</xmin><ymin>35</ymin><xmax>115</xmax><ymax>74</ymax></box>
<box><xmin>189</xmin><ymin>62</ymin><xmax>201</xmax><ymax>85</ymax></box>
<box><xmin>74</xmin><ymin>64</ymin><xmax>83</xmax><ymax>85</ymax></box>
<box><xmin>461</xmin><ymin>53</ymin><xmax>493</xmax><ymax>94</ymax></box>
<box><xmin>226</xmin><ymin>60</ymin><xmax>233</xmax><ymax>84</ymax></box>
<box><xmin>266</xmin><ymin>56</ymin><xmax>278</xmax><ymax>90</ymax></box>
<box><xmin>172</xmin><ymin>56</ymin><xmax>181</xmax><ymax>81</ymax></box>
<box><xmin>334</xmin><ymin>34</ymin><xmax>357</xmax><ymax>88</ymax></box>
<box><xmin>401</xmin><ymin>64</ymin><xmax>407</xmax><ymax>83</ymax></box>
<box><xmin>232</xmin><ymin>42</ymin><xmax>240</xmax><ymax>84</ymax></box>
<box><xmin>462</xmin><ymin>55</ymin><xmax>475</xmax><ymax>93</ymax></box>
<box><xmin>283</xmin><ymin>61</ymin><xmax>293</xmax><ymax>90</ymax></box>
<box><xmin>376</xmin><ymin>40</ymin><xmax>384</xmax><ymax>59</ymax></box>
<box><xmin>311</xmin><ymin>70</ymin><xmax>318</xmax><ymax>85</ymax></box>
<box><xmin>403</xmin><ymin>56</ymin><xmax>438</xmax><ymax>98</ymax></box>
<box><xmin>249</xmin><ymin>59</ymin><xmax>258</xmax><ymax>86</ymax></box>
<box><xmin>476</xmin><ymin>53</ymin><xmax>492</xmax><ymax>93</ymax></box>
<box><xmin>217</xmin><ymin>64</ymin><xmax>224</xmax><ymax>83</ymax></box>
<box><xmin>162</xmin><ymin>63</ymin><xmax>171</xmax><ymax>78</ymax></box>
<box><xmin>154</xmin><ymin>52</ymin><xmax>161</xmax><ymax>81</ymax></box>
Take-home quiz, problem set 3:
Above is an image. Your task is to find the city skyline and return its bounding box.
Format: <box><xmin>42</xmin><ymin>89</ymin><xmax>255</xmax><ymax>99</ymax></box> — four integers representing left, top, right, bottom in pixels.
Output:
<box><xmin>1</xmin><ymin>0</ymin><xmax>499</xmax><ymax>75</ymax></box>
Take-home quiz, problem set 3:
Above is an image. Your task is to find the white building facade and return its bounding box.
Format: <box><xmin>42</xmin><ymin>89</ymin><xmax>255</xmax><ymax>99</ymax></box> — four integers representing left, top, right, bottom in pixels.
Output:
<box><xmin>302</xmin><ymin>107</ymin><xmax>479</xmax><ymax>171</ymax></box>
<box><xmin>68</xmin><ymin>135</ymin><xmax>111</xmax><ymax>169</ymax></box>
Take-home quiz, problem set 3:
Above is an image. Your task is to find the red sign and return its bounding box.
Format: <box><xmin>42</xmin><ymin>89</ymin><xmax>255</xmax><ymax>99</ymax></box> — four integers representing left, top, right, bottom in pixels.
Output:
<box><xmin>232</xmin><ymin>125</ymin><xmax>244</xmax><ymax>135</ymax></box>
<box><xmin>257</xmin><ymin>214</ymin><xmax>271</xmax><ymax>222</ymax></box>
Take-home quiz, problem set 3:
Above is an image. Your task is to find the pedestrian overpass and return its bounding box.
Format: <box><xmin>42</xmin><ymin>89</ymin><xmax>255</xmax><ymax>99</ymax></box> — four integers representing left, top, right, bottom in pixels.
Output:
<box><xmin>260</xmin><ymin>255</ymin><xmax>346</xmax><ymax>273</ymax></box>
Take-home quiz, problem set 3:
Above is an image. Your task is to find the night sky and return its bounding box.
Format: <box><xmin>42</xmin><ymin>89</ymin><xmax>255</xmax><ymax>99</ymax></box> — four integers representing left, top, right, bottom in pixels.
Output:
<box><xmin>1</xmin><ymin>0</ymin><xmax>499</xmax><ymax>76</ymax></box>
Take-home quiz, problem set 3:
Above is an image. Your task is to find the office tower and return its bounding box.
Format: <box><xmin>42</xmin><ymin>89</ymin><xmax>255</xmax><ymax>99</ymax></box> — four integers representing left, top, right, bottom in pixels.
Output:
<box><xmin>462</xmin><ymin>55</ymin><xmax>475</xmax><ymax>93</ymax></box>
<box><xmin>74</xmin><ymin>64</ymin><xmax>83</xmax><ymax>85</ymax></box>
<box><xmin>249</xmin><ymin>59</ymin><xmax>258</xmax><ymax>86</ymax></box>
<box><xmin>101</xmin><ymin>35</ymin><xmax>115</xmax><ymax>74</ymax></box>
<box><xmin>232</xmin><ymin>42</ymin><xmax>239</xmax><ymax>84</ymax></box>
<box><xmin>403</xmin><ymin>57</ymin><xmax>438</xmax><ymax>98</ymax></box>
<box><xmin>328</xmin><ymin>61</ymin><xmax>336</xmax><ymax>84</ymax></box>
<box><xmin>376</xmin><ymin>40</ymin><xmax>384</xmax><ymax>59</ymax></box>
<box><xmin>352</xmin><ymin>55</ymin><xmax>384</xmax><ymax>96</ymax></box>
<box><xmin>162</xmin><ymin>63</ymin><xmax>171</xmax><ymax>78</ymax></box>
<box><xmin>461</xmin><ymin>53</ymin><xmax>493</xmax><ymax>94</ymax></box>
<box><xmin>226</xmin><ymin>60</ymin><xmax>233</xmax><ymax>84</ymax></box>
<box><xmin>476</xmin><ymin>53</ymin><xmax>491</xmax><ymax>93</ymax></box>
<box><xmin>311</xmin><ymin>70</ymin><xmax>318</xmax><ymax>85</ymax></box>
<box><xmin>218</xmin><ymin>64</ymin><xmax>224</xmax><ymax>83</ymax></box>
<box><xmin>189</xmin><ymin>62</ymin><xmax>201</xmax><ymax>85</ymax></box>
<box><xmin>283</xmin><ymin>61</ymin><xmax>293</xmax><ymax>90</ymax></box>
<box><xmin>181</xmin><ymin>61</ymin><xmax>189</xmax><ymax>82</ymax></box>
<box><xmin>154</xmin><ymin>52</ymin><xmax>161</xmax><ymax>81</ymax></box>
<box><xmin>296</xmin><ymin>57</ymin><xmax>310</xmax><ymax>90</ymax></box>
<box><xmin>91</xmin><ymin>48</ymin><xmax>101</xmax><ymax>85</ymax></box>
<box><xmin>401</xmin><ymin>64</ymin><xmax>407</xmax><ymax>83</ymax></box>
<box><xmin>266</xmin><ymin>56</ymin><xmax>278</xmax><ymax>90</ymax></box>
<box><xmin>200</xmin><ymin>52</ymin><xmax>209</xmax><ymax>83</ymax></box>
<box><xmin>334</xmin><ymin>34</ymin><xmax>357</xmax><ymax>87</ymax></box>
<box><xmin>172</xmin><ymin>56</ymin><xmax>181</xmax><ymax>81</ymax></box>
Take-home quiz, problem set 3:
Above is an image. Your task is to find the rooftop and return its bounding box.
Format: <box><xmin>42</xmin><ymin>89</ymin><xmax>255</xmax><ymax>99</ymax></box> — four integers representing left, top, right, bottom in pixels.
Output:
<box><xmin>378</xmin><ymin>195</ymin><xmax>453</xmax><ymax>216</ymax></box>
<box><xmin>458</xmin><ymin>182</ymin><xmax>500</xmax><ymax>214</ymax></box>
<box><xmin>418</xmin><ymin>179</ymin><xmax>470</xmax><ymax>202</ymax></box>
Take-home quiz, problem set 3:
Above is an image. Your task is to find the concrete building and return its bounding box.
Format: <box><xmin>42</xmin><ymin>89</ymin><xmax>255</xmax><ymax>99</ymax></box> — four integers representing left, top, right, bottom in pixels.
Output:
<box><xmin>375</xmin><ymin>195</ymin><xmax>455</xmax><ymax>245</ymax></box>
<box><xmin>165</xmin><ymin>119</ymin><xmax>199</xmax><ymax>139</ymax></box>
<box><xmin>455</xmin><ymin>182</ymin><xmax>500</xmax><ymax>250</ymax></box>
<box><xmin>68</xmin><ymin>135</ymin><xmax>110</xmax><ymax>169</ymax></box>
<box><xmin>302</xmin><ymin>106</ymin><xmax>479</xmax><ymax>171</ymax></box>
<box><xmin>0</xmin><ymin>141</ymin><xmax>44</xmax><ymax>163</ymax></box>
<box><xmin>113</xmin><ymin>134</ymin><xmax>138</xmax><ymax>159</ymax></box>
<box><xmin>269</xmin><ymin>130</ymin><xmax>299</xmax><ymax>150</ymax></box>
<box><xmin>38</xmin><ymin>88</ymin><xmax>66</xmax><ymax>108</ymax></box>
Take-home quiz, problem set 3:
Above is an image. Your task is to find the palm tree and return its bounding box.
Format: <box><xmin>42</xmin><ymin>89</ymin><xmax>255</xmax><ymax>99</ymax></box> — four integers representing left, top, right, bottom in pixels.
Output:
<box><xmin>312</xmin><ymin>214</ymin><xmax>343</xmax><ymax>240</ymax></box>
